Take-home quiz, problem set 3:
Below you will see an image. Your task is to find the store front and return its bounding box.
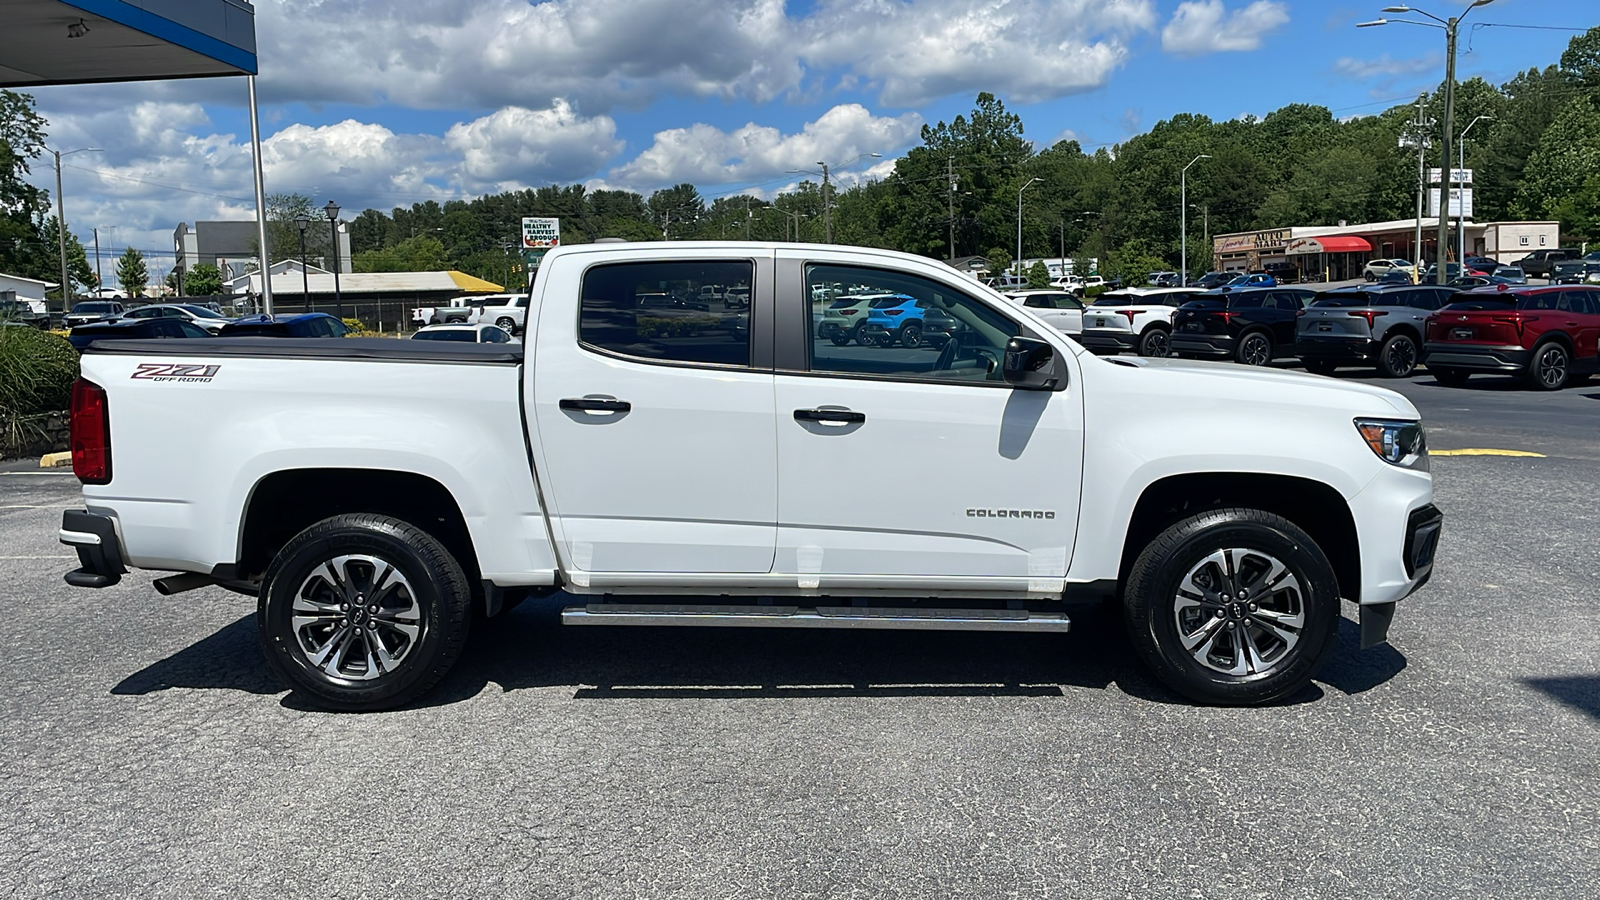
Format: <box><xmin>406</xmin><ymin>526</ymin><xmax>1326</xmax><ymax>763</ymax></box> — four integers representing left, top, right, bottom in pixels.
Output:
<box><xmin>1285</xmin><ymin>236</ymin><xmax>1371</xmax><ymax>282</ymax></box>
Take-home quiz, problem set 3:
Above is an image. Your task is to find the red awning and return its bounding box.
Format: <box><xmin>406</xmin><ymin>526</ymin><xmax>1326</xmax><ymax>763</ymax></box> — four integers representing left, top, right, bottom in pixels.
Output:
<box><xmin>1286</xmin><ymin>236</ymin><xmax>1372</xmax><ymax>254</ymax></box>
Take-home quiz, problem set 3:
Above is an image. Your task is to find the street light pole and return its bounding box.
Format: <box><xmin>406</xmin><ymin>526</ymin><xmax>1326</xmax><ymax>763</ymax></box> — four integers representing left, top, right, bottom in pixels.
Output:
<box><xmin>1017</xmin><ymin>177</ymin><xmax>1040</xmax><ymax>281</ymax></box>
<box><xmin>48</xmin><ymin>146</ymin><xmax>101</xmax><ymax>308</ymax></box>
<box><xmin>294</xmin><ymin>216</ymin><xmax>311</xmax><ymax>309</ymax></box>
<box><xmin>1458</xmin><ymin>114</ymin><xmax>1493</xmax><ymax>265</ymax></box>
<box><xmin>1359</xmin><ymin>1</ymin><xmax>1494</xmax><ymax>284</ymax></box>
<box><xmin>324</xmin><ymin>200</ymin><xmax>343</xmax><ymax>321</ymax></box>
<box><xmin>1181</xmin><ymin>154</ymin><xmax>1211</xmax><ymax>287</ymax></box>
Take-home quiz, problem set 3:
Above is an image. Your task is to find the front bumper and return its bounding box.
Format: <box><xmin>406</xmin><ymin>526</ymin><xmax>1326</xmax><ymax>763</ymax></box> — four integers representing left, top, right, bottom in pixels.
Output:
<box><xmin>1170</xmin><ymin>333</ymin><xmax>1235</xmax><ymax>357</ymax></box>
<box><xmin>59</xmin><ymin>509</ymin><xmax>126</xmax><ymax>588</ymax></box>
<box><xmin>1078</xmin><ymin>329</ymin><xmax>1138</xmax><ymax>353</ymax></box>
<box><xmin>1362</xmin><ymin>502</ymin><xmax>1444</xmax><ymax>649</ymax></box>
<box><xmin>1422</xmin><ymin>343</ymin><xmax>1532</xmax><ymax>373</ymax></box>
<box><xmin>1296</xmin><ymin>334</ymin><xmax>1379</xmax><ymax>362</ymax></box>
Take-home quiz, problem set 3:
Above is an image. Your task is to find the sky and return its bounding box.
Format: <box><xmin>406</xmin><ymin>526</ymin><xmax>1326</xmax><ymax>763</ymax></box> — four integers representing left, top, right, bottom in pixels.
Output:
<box><xmin>18</xmin><ymin>0</ymin><xmax>1596</xmax><ymax>275</ymax></box>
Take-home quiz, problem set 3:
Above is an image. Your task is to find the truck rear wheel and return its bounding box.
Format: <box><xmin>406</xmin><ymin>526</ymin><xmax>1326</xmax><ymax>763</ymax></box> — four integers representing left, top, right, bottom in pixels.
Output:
<box><xmin>257</xmin><ymin>514</ymin><xmax>471</xmax><ymax>712</ymax></box>
<box><xmin>1122</xmin><ymin>508</ymin><xmax>1339</xmax><ymax>706</ymax></box>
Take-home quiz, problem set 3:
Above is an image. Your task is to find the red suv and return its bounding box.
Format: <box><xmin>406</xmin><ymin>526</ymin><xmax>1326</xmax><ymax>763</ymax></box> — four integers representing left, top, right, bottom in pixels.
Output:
<box><xmin>1422</xmin><ymin>285</ymin><xmax>1600</xmax><ymax>390</ymax></box>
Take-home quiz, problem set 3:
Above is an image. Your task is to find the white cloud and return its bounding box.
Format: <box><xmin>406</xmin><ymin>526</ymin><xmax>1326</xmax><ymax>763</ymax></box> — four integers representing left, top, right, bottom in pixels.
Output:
<box><xmin>1333</xmin><ymin>54</ymin><xmax>1441</xmax><ymax>79</ymax></box>
<box><xmin>608</xmin><ymin>104</ymin><xmax>923</xmax><ymax>193</ymax></box>
<box><xmin>1161</xmin><ymin>0</ymin><xmax>1289</xmax><ymax>57</ymax></box>
<box><xmin>444</xmin><ymin>102</ymin><xmax>624</xmax><ymax>192</ymax></box>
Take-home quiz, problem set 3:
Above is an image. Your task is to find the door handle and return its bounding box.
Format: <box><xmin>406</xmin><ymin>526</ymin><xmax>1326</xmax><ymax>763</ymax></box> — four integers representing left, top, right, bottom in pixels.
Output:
<box><xmin>794</xmin><ymin>407</ymin><xmax>865</xmax><ymax>424</ymax></box>
<box><xmin>560</xmin><ymin>397</ymin><xmax>631</xmax><ymax>412</ymax></box>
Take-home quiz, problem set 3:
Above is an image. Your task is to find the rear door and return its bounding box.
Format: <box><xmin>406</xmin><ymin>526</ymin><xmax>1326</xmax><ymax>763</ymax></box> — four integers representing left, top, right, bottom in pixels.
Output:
<box><xmin>1561</xmin><ymin>289</ymin><xmax>1600</xmax><ymax>365</ymax></box>
<box><xmin>1266</xmin><ymin>290</ymin><xmax>1309</xmax><ymax>347</ymax></box>
<box><xmin>530</xmin><ymin>252</ymin><xmax>777</xmax><ymax>575</ymax></box>
<box><xmin>771</xmin><ymin>253</ymin><xmax>1082</xmax><ymax>588</ymax></box>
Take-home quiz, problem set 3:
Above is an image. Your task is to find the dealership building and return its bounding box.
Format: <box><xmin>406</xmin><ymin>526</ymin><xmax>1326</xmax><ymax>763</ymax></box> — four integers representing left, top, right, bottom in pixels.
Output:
<box><xmin>1211</xmin><ymin>218</ymin><xmax>1562</xmax><ymax>280</ymax></box>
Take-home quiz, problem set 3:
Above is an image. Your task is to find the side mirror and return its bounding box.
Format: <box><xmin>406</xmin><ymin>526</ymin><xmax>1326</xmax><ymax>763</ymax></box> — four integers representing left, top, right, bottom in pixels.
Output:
<box><xmin>1002</xmin><ymin>336</ymin><xmax>1061</xmax><ymax>390</ymax></box>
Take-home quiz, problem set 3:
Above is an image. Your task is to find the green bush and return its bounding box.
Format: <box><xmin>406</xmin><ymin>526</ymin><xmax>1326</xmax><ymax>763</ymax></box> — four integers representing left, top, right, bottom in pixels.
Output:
<box><xmin>1084</xmin><ymin>285</ymin><xmax>1108</xmax><ymax>299</ymax></box>
<box><xmin>0</xmin><ymin>326</ymin><xmax>79</xmax><ymax>417</ymax></box>
<box><xmin>341</xmin><ymin>317</ymin><xmax>367</xmax><ymax>336</ymax></box>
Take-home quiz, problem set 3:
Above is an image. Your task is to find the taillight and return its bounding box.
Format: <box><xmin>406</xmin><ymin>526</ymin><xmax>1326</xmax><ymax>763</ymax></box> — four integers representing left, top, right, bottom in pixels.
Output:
<box><xmin>1490</xmin><ymin>315</ymin><xmax>1525</xmax><ymax>338</ymax></box>
<box><xmin>840</xmin><ymin>309</ymin><xmax>858</xmax><ymax>316</ymax></box>
<box><xmin>1219</xmin><ymin>311</ymin><xmax>1234</xmax><ymax>324</ymax></box>
<box><xmin>1120</xmin><ymin>309</ymin><xmax>1137</xmax><ymax>323</ymax></box>
<box><xmin>70</xmin><ymin>378</ymin><xmax>111</xmax><ymax>485</ymax></box>
<box><xmin>1347</xmin><ymin>310</ymin><xmax>1388</xmax><ymax>327</ymax></box>
<box><xmin>885</xmin><ymin>309</ymin><xmax>904</xmax><ymax>316</ymax></box>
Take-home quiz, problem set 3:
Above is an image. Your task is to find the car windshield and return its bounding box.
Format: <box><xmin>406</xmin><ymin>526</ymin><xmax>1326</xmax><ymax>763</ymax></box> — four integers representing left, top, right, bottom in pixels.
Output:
<box><xmin>413</xmin><ymin>329</ymin><xmax>476</xmax><ymax>342</ymax></box>
<box><xmin>179</xmin><ymin>305</ymin><xmax>227</xmax><ymax>318</ymax></box>
<box><xmin>1499</xmin><ymin>267</ymin><xmax>1523</xmax><ymax>277</ymax></box>
<box><xmin>1311</xmin><ymin>291</ymin><xmax>1379</xmax><ymax>308</ymax></box>
<box><xmin>73</xmin><ymin>302</ymin><xmax>114</xmax><ymax>313</ymax></box>
<box><xmin>868</xmin><ymin>295</ymin><xmax>910</xmax><ymax>308</ymax></box>
<box><xmin>828</xmin><ymin>297</ymin><xmax>868</xmax><ymax>309</ymax></box>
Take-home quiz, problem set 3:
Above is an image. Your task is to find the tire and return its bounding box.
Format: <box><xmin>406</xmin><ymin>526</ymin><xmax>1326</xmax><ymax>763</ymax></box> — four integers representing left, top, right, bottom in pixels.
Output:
<box><xmin>1122</xmin><ymin>508</ymin><xmax>1341</xmax><ymax>706</ymax></box>
<box><xmin>829</xmin><ymin>331</ymin><xmax>852</xmax><ymax>347</ymax></box>
<box><xmin>898</xmin><ymin>322</ymin><xmax>923</xmax><ymax>348</ymax></box>
<box><xmin>1364</xmin><ymin>272</ymin><xmax>1376</xmax><ymax>282</ymax></box>
<box><xmin>1138</xmin><ymin>326</ymin><xmax>1171</xmax><ymax>358</ymax></box>
<box><xmin>1376</xmin><ymin>333</ymin><xmax>1419</xmax><ymax>378</ymax></box>
<box><xmin>851</xmin><ymin>323</ymin><xmax>868</xmax><ymax>346</ymax></box>
<box><xmin>257</xmin><ymin>514</ymin><xmax>472</xmax><ymax>712</ymax></box>
<box><xmin>1235</xmin><ymin>331</ymin><xmax>1273</xmax><ymax>367</ymax></box>
<box><xmin>1432</xmin><ymin>367</ymin><xmax>1470</xmax><ymax>387</ymax></box>
<box><xmin>1525</xmin><ymin>342</ymin><xmax>1570</xmax><ymax>391</ymax></box>
<box><xmin>495</xmin><ymin>316</ymin><xmax>516</xmax><ymax>332</ymax></box>
<box><xmin>1302</xmin><ymin>360</ymin><xmax>1337</xmax><ymax>376</ymax></box>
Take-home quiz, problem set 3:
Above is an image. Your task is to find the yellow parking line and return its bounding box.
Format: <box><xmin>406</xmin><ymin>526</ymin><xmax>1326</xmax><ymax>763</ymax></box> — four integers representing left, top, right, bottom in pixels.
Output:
<box><xmin>1431</xmin><ymin>448</ymin><xmax>1546</xmax><ymax>457</ymax></box>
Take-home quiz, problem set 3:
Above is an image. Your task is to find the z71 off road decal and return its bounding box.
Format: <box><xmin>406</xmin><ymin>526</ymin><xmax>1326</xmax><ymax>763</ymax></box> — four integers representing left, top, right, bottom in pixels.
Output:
<box><xmin>130</xmin><ymin>363</ymin><xmax>221</xmax><ymax>383</ymax></box>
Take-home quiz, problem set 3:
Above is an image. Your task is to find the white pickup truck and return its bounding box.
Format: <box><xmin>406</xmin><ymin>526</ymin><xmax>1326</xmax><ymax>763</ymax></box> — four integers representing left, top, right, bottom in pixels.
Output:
<box><xmin>59</xmin><ymin>242</ymin><xmax>1441</xmax><ymax>711</ymax></box>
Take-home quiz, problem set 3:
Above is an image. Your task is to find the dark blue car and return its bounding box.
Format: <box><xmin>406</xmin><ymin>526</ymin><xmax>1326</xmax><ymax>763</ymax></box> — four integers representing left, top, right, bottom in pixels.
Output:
<box><xmin>218</xmin><ymin>312</ymin><xmax>349</xmax><ymax>337</ymax></box>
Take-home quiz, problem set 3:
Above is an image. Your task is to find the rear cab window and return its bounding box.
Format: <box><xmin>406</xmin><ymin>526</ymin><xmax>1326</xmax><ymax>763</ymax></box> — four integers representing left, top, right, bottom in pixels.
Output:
<box><xmin>579</xmin><ymin>260</ymin><xmax>753</xmax><ymax>368</ymax></box>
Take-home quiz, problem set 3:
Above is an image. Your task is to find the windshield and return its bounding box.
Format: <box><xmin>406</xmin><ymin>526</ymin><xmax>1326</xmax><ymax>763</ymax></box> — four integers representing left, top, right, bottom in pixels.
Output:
<box><xmin>1311</xmin><ymin>291</ymin><xmax>1379</xmax><ymax>308</ymax></box>
<box><xmin>73</xmin><ymin>302</ymin><xmax>114</xmax><ymax>313</ymax></box>
<box><xmin>179</xmin><ymin>305</ymin><xmax>227</xmax><ymax>318</ymax></box>
<box><xmin>412</xmin><ymin>329</ymin><xmax>477</xmax><ymax>342</ymax></box>
<box><xmin>828</xmin><ymin>296</ymin><xmax>869</xmax><ymax>309</ymax></box>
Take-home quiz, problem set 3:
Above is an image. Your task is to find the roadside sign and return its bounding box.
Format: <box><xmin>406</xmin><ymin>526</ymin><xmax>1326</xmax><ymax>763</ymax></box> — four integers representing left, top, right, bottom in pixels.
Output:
<box><xmin>1428</xmin><ymin>168</ymin><xmax>1472</xmax><ymax>185</ymax></box>
<box><xmin>521</xmin><ymin>217</ymin><xmax>560</xmax><ymax>249</ymax></box>
<box><xmin>1428</xmin><ymin>187</ymin><xmax>1474</xmax><ymax>217</ymax></box>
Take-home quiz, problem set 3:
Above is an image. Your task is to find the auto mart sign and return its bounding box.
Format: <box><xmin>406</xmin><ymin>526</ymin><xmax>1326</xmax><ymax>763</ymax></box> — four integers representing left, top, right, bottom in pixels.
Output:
<box><xmin>1214</xmin><ymin>228</ymin><xmax>1290</xmax><ymax>255</ymax></box>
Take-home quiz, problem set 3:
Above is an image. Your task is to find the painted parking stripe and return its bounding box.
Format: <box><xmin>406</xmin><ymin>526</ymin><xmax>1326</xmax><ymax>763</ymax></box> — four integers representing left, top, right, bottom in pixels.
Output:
<box><xmin>1431</xmin><ymin>448</ymin><xmax>1546</xmax><ymax>458</ymax></box>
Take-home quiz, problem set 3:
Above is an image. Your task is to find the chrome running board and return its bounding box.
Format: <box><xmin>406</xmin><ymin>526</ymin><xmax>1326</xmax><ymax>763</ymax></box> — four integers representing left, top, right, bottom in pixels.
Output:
<box><xmin>560</xmin><ymin>603</ymin><xmax>1070</xmax><ymax>633</ymax></box>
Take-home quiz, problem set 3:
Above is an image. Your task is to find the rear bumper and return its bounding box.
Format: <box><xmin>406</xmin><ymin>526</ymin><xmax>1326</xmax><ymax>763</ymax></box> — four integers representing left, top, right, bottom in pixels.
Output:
<box><xmin>1170</xmin><ymin>333</ymin><xmax>1234</xmax><ymax>357</ymax></box>
<box><xmin>1296</xmin><ymin>334</ymin><xmax>1379</xmax><ymax>361</ymax></box>
<box><xmin>59</xmin><ymin>509</ymin><xmax>126</xmax><ymax>588</ymax></box>
<box><xmin>1422</xmin><ymin>343</ymin><xmax>1531</xmax><ymax>372</ymax></box>
<box><xmin>1078</xmin><ymin>329</ymin><xmax>1138</xmax><ymax>353</ymax></box>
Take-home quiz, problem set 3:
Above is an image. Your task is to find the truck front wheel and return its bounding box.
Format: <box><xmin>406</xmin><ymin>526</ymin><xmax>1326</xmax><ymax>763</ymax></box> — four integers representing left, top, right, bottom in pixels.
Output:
<box><xmin>257</xmin><ymin>514</ymin><xmax>472</xmax><ymax>712</ymax></box>
<box><xmin>1122</xmin><ymin>508</ymin><xmax>1339</xmax><ymax>706</ymax></box>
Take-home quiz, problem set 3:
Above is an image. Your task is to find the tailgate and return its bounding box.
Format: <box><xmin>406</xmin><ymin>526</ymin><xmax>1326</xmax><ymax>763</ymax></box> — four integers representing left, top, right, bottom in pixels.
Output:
<box><xmin>1082</xmin><ymin>308</ymin><xmax>1138</xmax><ymax>333</ymax></box>
<box><xmin>1297</xmin><ymin>308</ymin><xmax>1372</xmax><ymax>338</ymax></box>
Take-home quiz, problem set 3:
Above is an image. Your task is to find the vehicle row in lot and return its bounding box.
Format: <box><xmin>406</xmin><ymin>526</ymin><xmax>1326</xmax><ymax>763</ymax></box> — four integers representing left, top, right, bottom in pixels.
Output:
<box><xmin>68</xmin><ymin>312</ymin><xmax>349</xmax><ymax>347</ymax></box>
<box><xmin>1423</xmin><ymin>284</ymin><xmax>1600</xmax><ymax>390</ymax></box>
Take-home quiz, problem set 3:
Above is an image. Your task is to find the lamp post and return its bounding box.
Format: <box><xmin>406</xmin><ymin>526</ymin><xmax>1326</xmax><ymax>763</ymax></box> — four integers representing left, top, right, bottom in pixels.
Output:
<box><xmin>1016</xmin><ymin>177</ymin><xmax>1041</xmax><ymax>281</ymax></box>
<box><xmin>48</xmin><ymin>146</ymin><xmax>101</xmax><ymax>307</ymax></box>
<box><xmin>294</xmin><ymin>216</ymin><xmax>311</xmax><ymax>309</ymax></box>
<box><xmin>1359</xmin><ymin>0</ymin><xmax>1496</xmax><ymax>285</ymax></box>
<box><xmin>1181</xmin><ymin>154</ymin><xmax>1211</xmax><ymax>286</ymax></box>
<box><xmin>1457</xmin><ymin>114</ymin><xmax>1493</xmax><ymax>265</ymax></box>
<box><xmin>323</xmin><ymin>200</ymin><xmax>343</xmax><ymax>320</ymax></box>
<box><xmin>790</xmin><ymin>152</ymin><xmax>880</xmax><ymax>244</ymax></box>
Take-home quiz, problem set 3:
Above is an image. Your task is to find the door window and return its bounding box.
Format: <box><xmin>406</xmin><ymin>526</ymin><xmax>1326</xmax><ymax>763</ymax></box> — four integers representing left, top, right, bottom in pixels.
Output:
<box><xmin>1561</xmin><ymin>290</ymin><xmax>1596</xmax><ymax>315</ymax></box>
<box><xmin>805</xmin><ymin>263</ymin><xmax>1021</xmax><ymax>384</ymax></box>
<box><xmin>579</xmin><ymin>260</ymin><xmax>752</xmax><ymax>367</ymax></box>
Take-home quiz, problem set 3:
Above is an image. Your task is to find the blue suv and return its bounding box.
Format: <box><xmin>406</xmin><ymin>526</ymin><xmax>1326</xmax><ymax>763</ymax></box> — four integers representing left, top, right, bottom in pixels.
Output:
<box><xmin>860</xmin><ymin>294</ymin><xmax>931</xmax><ymax>347</ymax></box>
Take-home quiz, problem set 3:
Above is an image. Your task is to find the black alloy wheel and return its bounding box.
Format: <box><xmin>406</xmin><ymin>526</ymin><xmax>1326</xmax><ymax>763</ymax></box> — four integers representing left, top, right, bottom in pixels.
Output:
<box><xmin>829</xmin><ymin>330</ymin><xmax>852</xmax><ymax>347</ymax></box>
<box><xmin>1377</xmin><ymin>333</ymin><xmax>1419</xmax><ymax>378</ymax></box>
<box><xmin>1138</xmin><ymin>327</ymin><xmax>1171</xmax><ymax>358</ymax></box>
<box><xmin>1236</xmin><ymin>332</ymin><xmax>1273</xmax><ymax>367</ymax></box>
<box><xmin>899</xmin><ymin>322</ymin><xmax>923</xmax><ymax>348</ymax></box>
<box><xmin>1526</xmin><ymin>342</ymin><xmax>1570</xmax><ymax>391</ymax></box>
<box><xmin>257</xmin><ymin>514</ymin><xmax>472</xmax><ymax>711</ymax></box>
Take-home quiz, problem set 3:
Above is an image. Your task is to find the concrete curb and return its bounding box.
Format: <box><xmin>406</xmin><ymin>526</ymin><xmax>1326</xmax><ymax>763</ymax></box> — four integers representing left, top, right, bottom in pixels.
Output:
<box><xmin>39</xmin><ymin>452</ymin><xmax>72</xmax><ymax>469</ymax></box>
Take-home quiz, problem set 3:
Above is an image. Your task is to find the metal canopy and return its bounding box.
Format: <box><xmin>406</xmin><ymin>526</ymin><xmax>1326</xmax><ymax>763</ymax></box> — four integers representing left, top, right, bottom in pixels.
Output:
<box><xmin>0</xmin><ymin>0</ymin><xmax>256</xmax><ymax>87</ymax></box>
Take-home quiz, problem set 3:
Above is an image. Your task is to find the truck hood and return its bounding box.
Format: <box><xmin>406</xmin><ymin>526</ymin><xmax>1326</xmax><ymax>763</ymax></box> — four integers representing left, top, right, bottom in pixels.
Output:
<box><xmin>1096</xmin><ymin>355</ymin><xmax>1419</xmax><ymax>418</ymax></box>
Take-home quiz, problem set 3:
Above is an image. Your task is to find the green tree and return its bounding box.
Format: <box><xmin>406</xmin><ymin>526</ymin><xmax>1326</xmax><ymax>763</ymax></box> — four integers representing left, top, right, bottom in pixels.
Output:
<box><xmin>352</xmin><ymin>234</ymin><xmax>450</xmax><ymax>273</ymax></box>
<box><xmin>1026</xmin><ymin>260</ymin><xmax>1051</xmax><ymax>288</ymax></box>
<box><xmin>115</xmin><ymin>247</ymin><xmax>148</xmax><ymax>297</ymax></box>
<box><xmin>183</xmin><ymin>263</ymin><xmax>223</xmax><ymax>296</ymax></box>
<box><xmin>647</xmin><ymin>184</ymin><xmax>706</xmax><ymax>237</ymax></box>
<box><xmin>1513</xmin><ymin>98</ymin><xmax>1600</xmax><ymax>219</ymax></box>
<box><xmin>1559</xmin><ymin>25</ymin><xmax>1600</xmax><ymax>94</ymax></box>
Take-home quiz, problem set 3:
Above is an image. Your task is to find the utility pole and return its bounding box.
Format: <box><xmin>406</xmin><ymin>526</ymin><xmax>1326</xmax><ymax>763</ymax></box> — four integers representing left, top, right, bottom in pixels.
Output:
<box><xmin>1017</xmin><ymin>177</ymin><xmax>1040</xmax><ymax>281</ymax></box>
<box><xmin>93</xmin><ymin>227</ymin><xmax>101</xmax><ymax>295</ymax></box>
<box><xmin>1402</xmin><ymin>97</ymin><xmax>1432</xmax><ymax>283</ymax></box>
<box><xmin>1437</xmin><ymin>14</ymin><xmax>1457</xmax><ymax>283</ymax></box>
<box><xmin>53</xmin><ymin>150</ymin><xmax>68</xmax><ymax>307</ymax></box>
<box><xmin>948</xmin><ymin>155</ymin><xmax>957</xmax><ymax>259</ymax></box>
<box><xmin>744</xmin><ymin>195</ymin><xmax>752</xmax><ymax>240</ymax></box>
<box><xmin>819</xmin><ymin>162</ymin><xmax>832</xmax><ymax>243</ymax></box>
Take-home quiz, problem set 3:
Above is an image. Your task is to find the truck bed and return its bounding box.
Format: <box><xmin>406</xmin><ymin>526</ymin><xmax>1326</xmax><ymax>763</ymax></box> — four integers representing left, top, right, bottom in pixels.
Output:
<box><xmin>82</xmin><ymin>336</ymin><xmax>522</xmax><ymax>364</ymax></box>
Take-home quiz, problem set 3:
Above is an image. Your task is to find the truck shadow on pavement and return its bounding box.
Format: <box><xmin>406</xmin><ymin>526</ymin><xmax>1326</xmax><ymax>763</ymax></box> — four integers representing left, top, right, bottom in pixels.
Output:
<box><xmin>109</xmin><ymin>602</ymin><xmax>1407</xmax><ymax>710</ymax></box>
<box><xmin>1523</xmin><ymin>676</ymin><xmax>1600</xmax><ymax>721</ymax></box>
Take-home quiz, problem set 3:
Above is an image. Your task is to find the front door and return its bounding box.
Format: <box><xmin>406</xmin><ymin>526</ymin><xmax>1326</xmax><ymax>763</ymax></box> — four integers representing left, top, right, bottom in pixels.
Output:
<box><xmin>530</xmin><ymin>253</ymin><xmax>776</xmax><ymax>574</ymax></box>
<box><xmin>773</xmin><ymin>254</ymin><xmax>1083</xmax><ymax>588</ymax></box>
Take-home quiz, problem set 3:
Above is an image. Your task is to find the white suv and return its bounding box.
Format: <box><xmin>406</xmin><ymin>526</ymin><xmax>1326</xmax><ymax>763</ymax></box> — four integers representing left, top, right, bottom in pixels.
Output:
<box><xmin>1078</xmin><ymin>287</ymin><xmax>1207</xmax><ymax>357</ymax></box>
<box><xmin>475</xmin><ymin>293</ymin><xmax>531</xmax><ymax>333</ymax></box>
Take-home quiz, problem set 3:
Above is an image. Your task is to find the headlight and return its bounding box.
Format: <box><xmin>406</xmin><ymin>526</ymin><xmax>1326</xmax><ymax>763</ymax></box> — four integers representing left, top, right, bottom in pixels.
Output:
<box><xmin>1354</xmin><ymin>418</ymin><xmax>1428</xmax><ymax>470</ymax></box>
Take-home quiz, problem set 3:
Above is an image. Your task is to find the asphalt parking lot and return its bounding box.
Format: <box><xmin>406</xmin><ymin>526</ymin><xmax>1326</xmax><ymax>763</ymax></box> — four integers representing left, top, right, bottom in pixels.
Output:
<box><xmin>1</xmin><ymin>372</ymin><xmax>1596</xmax><ymax>899</ymax></box>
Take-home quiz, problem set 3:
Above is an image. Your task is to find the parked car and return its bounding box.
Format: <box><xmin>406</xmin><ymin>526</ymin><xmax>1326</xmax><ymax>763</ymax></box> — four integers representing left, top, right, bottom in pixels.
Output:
<box><xmin>1550</xmin><ymin>260</ymin><xmax>1591</xmax><ymax>285</ymax></box>
<box><xmin>218</xmin><ymin>312</ymin><xmax>349</xmax><ymax>338</ymax></box>
<box><xmin>854</xmin><ymin>293</ymin><xmax>925</xmax><ymax>347</ymax></box>
<box><xmin>1145</xmin><ymin>271</ymin><xmax>1181</xmax><ymax>288</ymax></box>
<box><xmin>1003</xmin><ymin>290</ymin><xmax>1085</xmax><ymax>336</ymax></box>
<box><xmin>1077</xmin><ymin>287</ymin><xmax>1207</xmax><ymax>357</ymax></box>
<box><xmin>1194</xmin><ymin>271</ymin><xmax>1232</xmax><ymax>289</ymax></box>
<box><xmin>411</xmin><ymin>296</ymin><xmax>488</xmax><ymax>327</ymax></box>
<box><xmin>411</xmin><ymin>323</ymin><xmax>516</xmax><ymax>343</ymax></box>
<box><xmin>475</xmin><ymin>293</ymin><xmax>533</xmax><ymax>333</ymax></box>
<box><xmin>117</xmin><ymin>303</ymin><xmax>233</xmax><ymax>334</ymax></box>
<box><xmin>1495</xmin><ymin>266</ymin><xmax>1527</xmax><ymax>285</ymax></box>
<box><xmin>1420</xmin><ymin>262</ymin><xmax>1484</xmax><ymax>283</ymax></box>
<box><xmin>1363</xmin><ymin>259</ymin><xmax>1415</xmax><ymax>282</ymax></box>
<box><xmin>638</xmin><ymin>292</ymin><xmax>710</xmax><ymax>312</ymax></box>
<box><xmin>67</xmin><ymin>316</ymin><xmax>212</xmax><ymax>349</ymax></box>
<box><xmin>63</xmin><ymin>300</ymin><xmax>126</xmax><ymax>329</ymax></box>
<box><xmin>1424</xmin><ymin>284</ymin><xmax>1600</xmax><ymax>389</ymax></box>
<box><xmin>0</xmin><ymin>298</ymin><xmax>49</xmax><ymax>329</ymax></box>
<box><xmin>1514</xmin><ymin>248</ymin><xmax>1578</xmax><ymax>279</ymax></box>
<box><xmin>1263</xmin><ymin>261</ymin><xmax>1300</xmax><ymax>284</ymax></box>
<box><xmin>1463</xmin><ymin>256</ymin><xmax>1502</xmax><ymax>276</ymax></box>
<box><xmin>1295</xmin><ymin>284</ymin><xmax>1457</xmax><ymax>378</ymax></box>
<box><xmin>1223</xmin><ymin>272</ymin><xmax>1277</xmax><ymax>288</ymax></box>
<box><xmin>1170</xmin><ymin>286</ymin><xmax>1315</xmax><ymax>366</ymax></box>
<box><xmin>1377</xmin><ymin>269</ymin><xmax>1415</xmax><ymax>285</ymax></box>
<box><xmin>59</xmin><ymin>239</ymin><xmax>1440</xmax><ymax>711</ymax></box>
<box><xmin>818</xmin><ymin>293</ymin><xmax>892</xmax><ymax>346</ymax></box>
